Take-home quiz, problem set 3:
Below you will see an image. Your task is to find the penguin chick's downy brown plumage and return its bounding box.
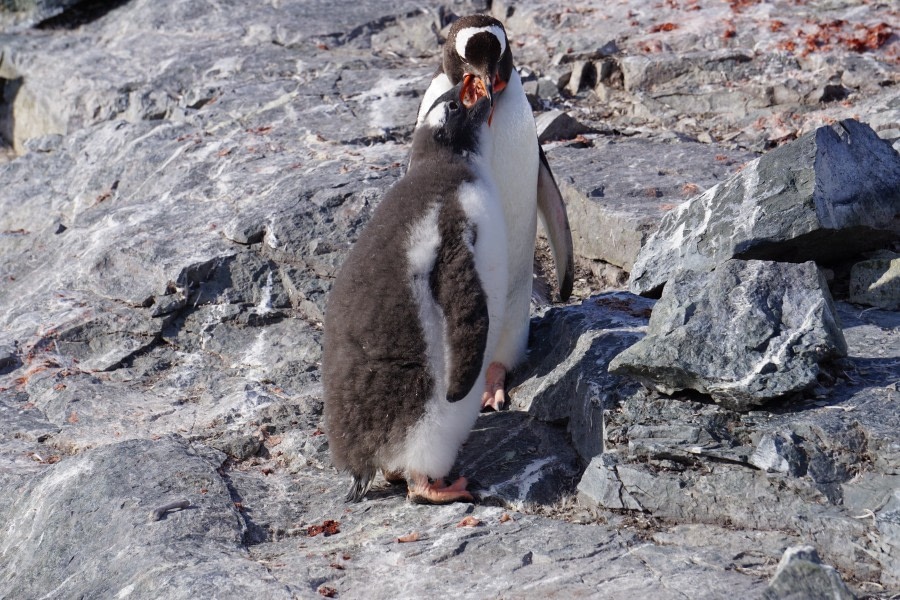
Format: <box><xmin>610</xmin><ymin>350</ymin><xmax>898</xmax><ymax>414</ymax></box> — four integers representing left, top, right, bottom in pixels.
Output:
<box><xmin>323</xmin><ymin>83</ymin><xmax>507</xmax><ymax>504</ymax></box>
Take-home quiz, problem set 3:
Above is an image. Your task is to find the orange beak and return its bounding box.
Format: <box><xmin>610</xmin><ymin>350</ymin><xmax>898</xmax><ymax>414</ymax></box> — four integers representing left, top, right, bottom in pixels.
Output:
<box><xmin>460</xmin><ymin>73</ymin><xmax>487</xmax><ymax>107</ymax></box>
<box><xmin>461</xmin><ymin>73</ymin><xmax>501</xmax><ymax>126</ymax></box>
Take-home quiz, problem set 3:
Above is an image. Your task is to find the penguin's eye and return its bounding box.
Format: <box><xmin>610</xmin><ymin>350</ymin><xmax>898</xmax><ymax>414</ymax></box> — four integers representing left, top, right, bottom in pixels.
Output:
<box><xmin>448</xmin><ymin>101</ymin><xmax>459</xmax><ymax>111</ymax></box>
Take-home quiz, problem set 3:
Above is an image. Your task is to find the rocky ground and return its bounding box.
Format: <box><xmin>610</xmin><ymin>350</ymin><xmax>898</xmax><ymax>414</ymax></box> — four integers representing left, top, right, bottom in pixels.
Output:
<box><xmin>0</xmin><ymin>0</ymin><xmax>898</xmax><ymax>598</ymax></box>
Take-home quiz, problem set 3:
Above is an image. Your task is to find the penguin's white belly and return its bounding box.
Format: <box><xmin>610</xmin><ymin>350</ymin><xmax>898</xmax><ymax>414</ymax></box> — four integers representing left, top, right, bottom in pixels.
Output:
<box><xmin>412</xmin><ymin>70</ymin><xmax>538</xmax><ymax>370</ymax></box>
<box><xmin>488</xmin><ymin>70</ymin><xmax>539</xmax><ymax>368</ymax></box>
<box><xmin>393</xmin><ymin>173</ymin><xmax>507</xmax><ymax>478</ymax></box>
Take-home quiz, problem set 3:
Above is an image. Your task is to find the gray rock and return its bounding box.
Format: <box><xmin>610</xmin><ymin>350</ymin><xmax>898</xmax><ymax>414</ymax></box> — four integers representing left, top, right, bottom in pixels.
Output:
<box><xmin>850</xmin><ymin>253</ymin><xmax>899</xmax><ymax>310</ymax></box>
<box><xmin>0</xmin><ymin>0</ymin><xmax>81</xmax><ymax>32</ymax></box>
<box><xmin>619</xmin><ymin>49</ymin><xmax>756</xmax><ymax>93</ymax></box>
<box><xmin>0</xmin><ymin>436</ymin><xmax>294</xmax><ymax>599</ymax></box>
<box><xmin>579</xmin><ymin>299</ymin><xmax>898</xmax><ymax>586</ymax></box>
<box><xmin>459</xmin><ymin>411</ymin><xmax>581</xmax><ymax>508</ymax></box>
<box><xmin>611</xmin><ymin>260</ymin><xmax>848</xmax><ymax>410</ymax></box>
<box><xmin>630</xmin><ymin>120</ymin><xmax>900</xmax><ymax>296</ymax></box>
<box><xmin>577</xmin><ymin>454</ymin><xmax>641</xmax><ymax>510</ymax></box>
<box><xmin>534</xmin><ymin>109</ymin><xmax>591</xmax><ymax>143</ymax></box>
<box><xmin>509</xmin><ymin>292</ymin><xmax>654</xmax><ymax>461</ymax></box>
<box><xmin>1</xmin><ymin>0</ymin><xmax>899</xmax><ymax>597</ymax></box>
<box><xmin>565</xmin><ymin>60</ymin><xmax>596</xmax><ymax>95</ymax></box>
<box><xmin>842</xmin><ymin>472</ymin><xmax>900</xmax><ymax>591</ymax></box>
<box><xmin>548</xmin><ymin>138</ymin><xmax>757</xmax><ymax>271</ymax></box>
<box><xmin>764</xmin><ymin>546</ymin><xmax>855</xmax><ymax>600</ymax></box>
<box><xmin>522</xmin><ymin>77</ymin><xmax>560</xmax><ymax>100</ymax></box>
<box><xmin>0</xmin><ymin>342</ymin><xmax>17</xmax><ymax>374</ymax></box>
<box><xmin>749</xmin><ymin>432</ymin><xmax>807</xmax><ymax>476</ymax></box>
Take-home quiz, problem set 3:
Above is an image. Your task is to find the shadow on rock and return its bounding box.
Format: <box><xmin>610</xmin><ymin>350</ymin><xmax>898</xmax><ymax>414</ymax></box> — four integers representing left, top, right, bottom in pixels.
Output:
<box><xmin>457</xmin><ymin>411</ymin><xmax>582</xmax><ymax>509</ymax></box>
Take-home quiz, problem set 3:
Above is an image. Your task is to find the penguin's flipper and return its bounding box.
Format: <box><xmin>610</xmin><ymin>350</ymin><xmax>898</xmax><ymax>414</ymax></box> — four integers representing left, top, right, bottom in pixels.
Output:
<box><xmin>536</xmin><ymin>146</ymin><xmax>575</xmax><ymax>301</ymax></box>
<box><xmin>433</xmin><ymin>236</ymin><xmax>490</xmax><ymax>403</ymax></box>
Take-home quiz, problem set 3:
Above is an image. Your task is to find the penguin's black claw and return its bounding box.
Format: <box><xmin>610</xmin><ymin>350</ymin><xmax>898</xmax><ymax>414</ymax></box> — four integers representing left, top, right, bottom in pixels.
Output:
<box><xmin>346</xmin><ymin>472</ymin><xmax>374</xmax><ymax>502</ymax></box>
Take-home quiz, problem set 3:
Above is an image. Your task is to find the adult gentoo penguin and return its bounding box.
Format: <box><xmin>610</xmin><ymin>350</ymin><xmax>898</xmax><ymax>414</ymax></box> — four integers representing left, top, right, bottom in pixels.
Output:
<box><xmin>323</xmin><ymin>84</ymin><xmax>507</xmax><ymax>504</ymax></box>
<box><xmin>415</xmin><ymin>14</ymin><xmax>575</xmax><ymax>411</ymax></box>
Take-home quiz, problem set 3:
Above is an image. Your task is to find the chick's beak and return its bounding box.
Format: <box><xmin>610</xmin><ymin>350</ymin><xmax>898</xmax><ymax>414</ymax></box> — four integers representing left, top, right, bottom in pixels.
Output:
<box><xmin>460</xmin><ymin>73</ymin><xmax>489</xmax><ymax>106</ymax></box>
<box><xmin>460</xmin><ymin>72</ymin><xmax>497</xmax><ymax>126</ymax></box>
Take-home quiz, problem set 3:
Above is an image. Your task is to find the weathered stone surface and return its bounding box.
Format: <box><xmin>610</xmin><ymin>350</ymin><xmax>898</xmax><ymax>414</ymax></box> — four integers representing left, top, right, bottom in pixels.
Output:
<box><xmin>577</xmin><ymin>454</ymin><xmax>642</xmax><ymax>511</ymax></box>
<box><xmin>1</xmin><ymin>0</ymin><xmax>899</xmax><ymax>597</ymax></box>
<box><xmin>534</xmin><ymin>109</ymin><xmax>591</xmax><ymax>143</ymax></box>
<box><xmin>0</xmin><ymin>0</ymin><xmax>82</xmax><ymax>32</ymax></box>
<box><xmin>850</xmin><ymin>252</ymin><xmax>900</xmax><ymax>310</ymax></box>
<box><xmin>764</xmin><ymin>546</ymin><xmax>855</xmax><ymax>600</ymax></box>
<box><xmin>629</xmin><ymin>120</ymin><xmax>900</xmax><ymax>296</ymax></box>
<box><xmin>509</xmin><ymin>292</ymin><xmax>654</xmax><ymax>461</ymax></box>
<box><xmin>0</xmin><ymin>436</ymin><xmax>294</xmax><ymax>599</ymax></box>
<box><xmin>238</xmin><ymin>476</ymin><xmax>771</xmax><ymax>599</ymax></box>
<box><xmin>499</xmin><ymin>1</ymin><xmax>899</xmax><ymax>151</ymax></box>
<box><xmin>564</xmin><ymin>60</ymin><xmax>596</xmax><ymax>95</ymax></box>
<box><xmin>580</xmin><ymin>300</ymin><xmax>899</xmax><ymax>590</ymax></box>
<box><xmin>547</xmin><ymin>138</ymin><xmax>756</xmax><ymax>271</ymax></box>
<box><xmin>611</xmin><ymin>260</ymin><xmax>847</xmax><ymax>410</ymax></box>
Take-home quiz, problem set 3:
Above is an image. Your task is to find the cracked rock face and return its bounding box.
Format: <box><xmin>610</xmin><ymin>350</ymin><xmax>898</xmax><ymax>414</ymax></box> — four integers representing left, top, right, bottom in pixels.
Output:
<box><xmin>580</xmin><ymin>301</ymin><xmax>899</xmax><ymax>590</ymax></box>
<box><xmin>508</xmin><ymin>292</ymin><xmax>654</xmax><ymax>462</ymax></box>
<box><xmin>1</xmin><ymin>0</ymin><xmax>898</xmax><ymax>597</ymax></box>
<box><xmin>610</xmin><ymin>259</ymin><xmax>848</xmax><ymax>410</ymax></box>
<box><xmin>629</xmin><ymin>120</ymin><xmax>900</xmax><ymax>297</ymax></box>
<box><xmin>765</xmin><ymin>546</ymin><xmax>855</xmax><ymax>600</ymax></box>
<box><xmin>0</xmin><ymin>436</ymin><xmax>295</xmax><ymax>599</ymax></box>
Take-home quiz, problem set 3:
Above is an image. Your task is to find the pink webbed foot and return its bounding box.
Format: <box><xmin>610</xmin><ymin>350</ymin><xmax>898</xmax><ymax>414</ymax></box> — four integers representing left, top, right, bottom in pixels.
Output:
<box><xmin>407</xmin><ymin>473</ymin><xmax>474</xmax><ymax>504</ymax></box>
<box><xmin>481</xmin><ymin>361</ymin><xmax>507</xmax><ymax>411</ymax></box>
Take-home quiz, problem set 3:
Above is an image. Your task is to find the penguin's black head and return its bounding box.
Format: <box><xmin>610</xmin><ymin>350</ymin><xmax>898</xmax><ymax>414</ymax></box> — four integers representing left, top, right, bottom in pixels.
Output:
<box><xmin>443</xmin><ymin>15</ymin><xmax>514</xmax><ymax>109</ymax></box>
<box><xmin>411</xmin><ymin>82</ymin><xmax>492</xmax><ymax>160</ymax></box>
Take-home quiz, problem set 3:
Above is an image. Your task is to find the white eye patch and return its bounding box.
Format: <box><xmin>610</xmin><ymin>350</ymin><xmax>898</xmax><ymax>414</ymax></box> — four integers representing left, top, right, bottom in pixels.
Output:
<box><xmin>454</xmin><ymin>25</ymin><xmax>507</xmax><ymax>61</ymax></box>
<box><xmin>425</xmin><ymin>102</ymin><xmax>448</xmax><ymax>129</ymax></box>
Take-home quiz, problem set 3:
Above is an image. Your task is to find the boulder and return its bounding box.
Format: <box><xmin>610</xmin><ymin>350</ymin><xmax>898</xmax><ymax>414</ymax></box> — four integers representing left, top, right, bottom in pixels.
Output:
<box><xmin>610</xmin><ymin>260</ymin><xmax>847</xmax><ymax>411</ymax></box>
<box><xmin>629</xmin><ymin>120</ymin><xmax>900</xmax><ymax>296</ymax></box>
<box><xmin>547</xmin><ymin>138</ymin><xmax>756</xmax><ymax>271</ymax></box>
<box><xmin>534</xmin><ymin>109</ymin><xmax>591</xmax><ymax>143</ymax></box>
<box><xmin>850</xmin><ymin>252</ymin><xmax>899</xmax><ymax>310</ymax></box>
<box><xmin>579</xmin><ymin>300</ymin><xmax>898</xmax><ymax>585</ymax></box>
<box><xmin>508</xmin><ymin>292</ymin><xmax>654</xmax><ymax>461</ymax></box>
<box><xmin>764</xmin><ymin>546</ymin><xmax>855</xmax><ymax>600</ymax></box>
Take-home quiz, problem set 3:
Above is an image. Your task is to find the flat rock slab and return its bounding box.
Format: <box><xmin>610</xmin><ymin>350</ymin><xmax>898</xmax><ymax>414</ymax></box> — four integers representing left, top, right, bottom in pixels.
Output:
<box><xmin>0</xmin><ymin>436</ymin><xmax>294</xmax><ymax>599</ymax></box>
<box><xmin>546</xmin><ymin>137</ymin><xmax>756</xmax><ymax>270</ymax></box>
<box><xmin>219</xmin><ymin>443</ymin><xmax>772</xmax><ymax>600</ymax></box>
<box><xmin>610</xmin><ymin>260</ymin><xmax>848</xmax><ymax>410</ymax></box>
<box><xmin>629</xmin><ymin>119</ymin><xmax>900</xmax><ymax>296</ymax></box>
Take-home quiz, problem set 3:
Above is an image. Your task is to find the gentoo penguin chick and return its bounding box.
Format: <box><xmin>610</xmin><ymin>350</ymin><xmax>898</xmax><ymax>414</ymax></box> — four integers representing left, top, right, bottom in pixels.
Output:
<box><xmin>415</xmin><ymin>15</ymin><xmax>575</xmax><ymax>411</ymax></box>
<box><xmin>323</xmin><ymin>84</ymin><xmax>507</xmax><ymax>504</ymax></box>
